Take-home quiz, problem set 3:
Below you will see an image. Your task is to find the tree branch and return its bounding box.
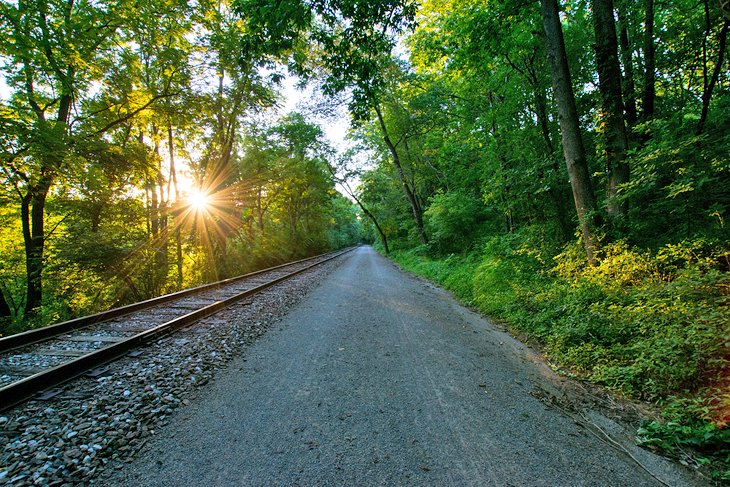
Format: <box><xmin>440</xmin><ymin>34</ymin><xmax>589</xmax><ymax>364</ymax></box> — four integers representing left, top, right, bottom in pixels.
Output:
<box><xmin>90</xmin><ymin>92</ymin><xmax>181</xmax><ymax>136</ymax></box>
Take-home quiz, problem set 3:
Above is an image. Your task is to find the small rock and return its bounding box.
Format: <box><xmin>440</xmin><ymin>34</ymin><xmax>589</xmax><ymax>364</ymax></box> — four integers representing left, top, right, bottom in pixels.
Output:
<box><xmin>64</xmin><ymin>449</ymin><xmax>82</xmax><ymax>459</ymax></box>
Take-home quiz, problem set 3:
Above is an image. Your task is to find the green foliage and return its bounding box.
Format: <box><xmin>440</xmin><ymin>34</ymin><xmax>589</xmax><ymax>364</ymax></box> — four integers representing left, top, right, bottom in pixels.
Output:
<box><xmin>471</xmin><ymin>231</ymin><xmax>548</xmax><ymax>318</ymax></box>
<box><xmin>327</xmin><ymin>193</ymin><xmax>365</xmax><ymax>249</ymax></box>
<box><xmin>510</xmin><ymin>240</ymin><xmax>730</xmax><ymax>402</ymax></box>
<box><xmin>637</xmin><ymin>396</ymin><xmax>730</xmax><ymax>480</ymax></box>
<box><xmin>425</xmin><ymin>190</ymin><xmax>486</xmax><ymax>254</ymax></box>
<box><xmin>390</xmin><ymin>250</ymin><xmax>479</xmax><ymax>304</ymax></box>
<box><xmin>622</xmin><ymin>117</ymin><xmax>730</xmax><ymax>247</ymax></box>
<box><xmin>0</xmin><ymin>205</ymin><xmax>25</xmax><ymax>333</ymax></box>
<box><xmin>236</xmin><ymin>0</ymin><xmax>417</xmax><ymax>117</ymax></box>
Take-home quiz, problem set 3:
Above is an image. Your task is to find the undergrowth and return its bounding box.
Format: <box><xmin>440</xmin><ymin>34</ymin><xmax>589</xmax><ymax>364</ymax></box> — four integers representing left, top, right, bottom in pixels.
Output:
<box><xmin>389</xmin><ymin>234</ymin><xmax>730</xmax><ymax>481</ymax></box>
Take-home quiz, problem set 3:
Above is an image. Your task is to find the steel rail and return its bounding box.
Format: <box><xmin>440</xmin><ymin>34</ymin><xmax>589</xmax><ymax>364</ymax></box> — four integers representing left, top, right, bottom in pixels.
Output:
<box><xmin>0</xmin><ymin>250</ymin><xmax>348</xmax><ymax>354</ymax></box>
<box><xmin>0</xmin><ymin>247</ymin><xmax>355</xmax><ymax>412</ymax></box>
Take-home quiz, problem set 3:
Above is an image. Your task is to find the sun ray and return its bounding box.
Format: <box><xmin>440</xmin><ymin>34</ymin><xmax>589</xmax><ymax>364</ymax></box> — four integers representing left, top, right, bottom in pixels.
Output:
<box><xmin>188</xmin><ymin>189</ymin><xmax>210</xmax><ymax>211</ymax></box>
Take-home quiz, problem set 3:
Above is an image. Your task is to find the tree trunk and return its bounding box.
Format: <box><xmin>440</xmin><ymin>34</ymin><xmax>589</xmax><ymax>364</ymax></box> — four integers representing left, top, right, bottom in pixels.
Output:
<box><xmin>533</xmin><ymin>81</ymin><xmax>573</xmax><ymax>241</ymax></box>
<box><xmin>154</xmin><ymin>134</ymin><xmax>169</xmax><ymax>285</ymax></box>
<box><xmin>22</xmin><ymin>175</ymin><xmax>52</xmax><ymax>315</ymax></box>
<box><xmin>0</xmin><ymin>288</ymin><xmax>10</xmax><ymax>320</ymax></box>
<box><xmin>357</xmin><ymin>199</ymin><xmax>390</xmax><ymax>254</ymax></box>
<box><xmin>540</xmin><ymin>0</ymin><xmax>600</xmax><ymax>264</ymax></box>
<box><xmin>373</xmin><ymin>103</ymin><xmax>428</xmax><ymax>245</ymax></box>
<box><xmin>90</xmin><ymin>205</ymin><xmax>102</xmax><ymax>232</ymax></box>
<box><xmin>150</xmin><ymin>181</ymin><xmax>159</xmax><ymax>237</ymax></box>
<box><xmin>168</xmin><ymin>125</ymin><xmax>184</xmax><ymax>289</ymax></box>
<box><xmin>642</xmin><ymin>0</ymin><xmax>656</xmax><ymax>121</ymax></box>
<box><xmin>489</xmin><ymin>114</ymin><xmax>517</xmax><ymax>233</ymax></box>
<box><xmin>506</xmin><ymin>51</ymin><xmax>573</xmax><ymax>241</ymax></box>
<box><xmin>327</xmin><ymin>163</ymin><xmax>390</xmax><ymax>253</ymax></box>
<box><xmin>617</xmin><ymin>2</ymin><xmax>638</xmax><ymax>126</ymax></box>
<box><xmin>592</xmin><ymin>0</ymin><xmax>630</xmax><ymax>219</ymax></box>
<box><xmin>19</xmin><ymin>88</ymin><xmax>71</xmax><ymax>317</ymax></box>
<box><xmin>697</xmin><ymin>19</ymin><xmax>729</xmax><ymax>134</ymax></box>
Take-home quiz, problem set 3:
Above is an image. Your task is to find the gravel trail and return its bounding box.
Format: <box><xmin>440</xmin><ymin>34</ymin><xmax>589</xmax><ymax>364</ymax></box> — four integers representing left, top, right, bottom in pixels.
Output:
<box><xmin>103</xmin><ymin>246</ymin><xmax>703</xmax><ymax>486</ymax></box>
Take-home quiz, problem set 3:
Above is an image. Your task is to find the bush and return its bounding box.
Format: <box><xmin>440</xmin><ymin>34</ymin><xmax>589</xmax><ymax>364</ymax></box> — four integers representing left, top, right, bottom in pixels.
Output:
<box><xmin>637</xmin><ymin>396</ymin><xmax>730</xmax><ymax>480</ymax></box>
<box><xmin>390</xmin><ymin>249</ymin><xmax>479</xmax><ymax>305</ymax></box>
<box><xmin>425</xmin><ymin>190</ymin><xmax>486</xmax><ymax>254</ymax></box>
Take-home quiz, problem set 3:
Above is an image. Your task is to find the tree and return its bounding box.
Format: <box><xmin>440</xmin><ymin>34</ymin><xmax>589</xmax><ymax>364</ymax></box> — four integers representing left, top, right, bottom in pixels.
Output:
<box><xmin>373</xmin><ymin>100</ymin><xmax>428</xmax><ymax>244</ymax></box>
<box><xmin>405</xmin><ymin>0</ymin><xmax>575</xmax><ymax>243</ymax></box>
<box><xmin>539</xmin><ymin>0</ymin><xmax>600</xmax><ymax>263</ymax></box>
<box><xmin>616</xmin><ymin>0</ymin><xmax>638</xmax><ymax>127</ymax></box>
<box><xmin>333</xmin><ymin>152</ymin><xmax>390</xmax><ymax>253</ymax></box>
<box><xmin>592</xmin><ymin>0</ymin><xmax>630</xmax><ymax>219</ymax></box>
<box><xmin>238</xmin><ymin>113</ymin><xmax>344</xmax><ymax>254</ymax></box>
<box><xmin>235</xmin><ymin>0</ymin><xmax>424</xmax><ymax>241</ymax></box>
<box><xmin>642</xmin><ymin>0</ymin><xmax>656</xmax><ymax>121</ymax></box>
<box><xmin>696</xmin><ymin>12</ymin><xmax>729</xmax><ymax>135</ymax></box>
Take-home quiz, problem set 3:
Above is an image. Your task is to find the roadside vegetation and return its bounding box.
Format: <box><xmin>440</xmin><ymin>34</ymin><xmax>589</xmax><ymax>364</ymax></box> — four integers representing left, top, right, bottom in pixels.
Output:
<box><xmin>390</xmin><ymin>238</ymin><xmax>728</xmax><ymax>479</ymax></box>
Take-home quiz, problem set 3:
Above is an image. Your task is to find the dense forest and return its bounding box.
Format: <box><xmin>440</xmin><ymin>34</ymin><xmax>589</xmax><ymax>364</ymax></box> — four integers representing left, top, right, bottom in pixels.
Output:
<box><xmin>1</xmin><ymin>0</ymin><xmax>729</xmax><ymax>479</ymax></box>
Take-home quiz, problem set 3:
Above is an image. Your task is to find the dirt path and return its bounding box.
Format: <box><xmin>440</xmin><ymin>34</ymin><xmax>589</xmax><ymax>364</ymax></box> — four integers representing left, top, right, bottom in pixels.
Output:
<box><xmin>104</xmin><ymin>246</ymin><xmax>702</xmax><ymax>486</ymax></box>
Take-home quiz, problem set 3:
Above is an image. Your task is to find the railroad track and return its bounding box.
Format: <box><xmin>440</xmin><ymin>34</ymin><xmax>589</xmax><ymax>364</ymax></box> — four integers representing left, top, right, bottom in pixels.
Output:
<box><xmin>0</xmin><ymin>248</ymin><xmax>354</xmax><ymax>412</ymax></box>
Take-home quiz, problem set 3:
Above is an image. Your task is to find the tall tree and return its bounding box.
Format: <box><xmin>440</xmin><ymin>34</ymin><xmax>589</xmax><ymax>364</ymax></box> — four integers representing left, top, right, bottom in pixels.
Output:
<box><xmin>373</xmin><ymin>100</ymin><xmax>428</xmax><ymax>244</ymax></box>
<box><xmin>0</xmin><ymin>0</ymin><xmax>187</xmax><ymax>315</ymax></box>
<box><xmin>332</xmin><ymin>158</ymin><xmax>391</xmax><ymax>253</ymax></box>
<box><xmin>642</xmin><ymin>0</ymin><xmax>656</xmax><ymax>121</ymax></box>
<box><xmin>616</xmin><ymin>1</ymin><xmax>638</xmax><ymax>126</ymax></box>
<box><xmin>592</xmin><ymin>0</ymin><xmax>630</xmax><ymax>218</ymax></box>
<box><xmin>696</xmin><ymin>14</ymin><xmax>729</xmax><ymax>134</ymax></box>
<box><xmin>539</xmin><ymin>0</ymin><xmax>599</xmax><ymax>263</ymax></box>
<box><xmin>1</xmin><ymin>0</ymin><xmax>119</xmax><ymax>315</ymax></box>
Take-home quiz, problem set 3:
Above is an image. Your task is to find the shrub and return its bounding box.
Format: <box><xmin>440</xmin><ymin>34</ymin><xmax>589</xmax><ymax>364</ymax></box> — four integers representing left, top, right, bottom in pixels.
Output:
<box><xmin>424</xmin><ymin>190</ymin><xmax>486</xmax><ymax>254</ymax></box>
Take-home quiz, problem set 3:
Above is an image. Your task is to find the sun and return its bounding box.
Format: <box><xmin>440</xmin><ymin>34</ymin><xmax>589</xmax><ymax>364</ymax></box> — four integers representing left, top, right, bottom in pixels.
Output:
<box><xmin>188</xmin><ymin>189</ymin><xmax>210</xmax><ymax>211</ymax></box>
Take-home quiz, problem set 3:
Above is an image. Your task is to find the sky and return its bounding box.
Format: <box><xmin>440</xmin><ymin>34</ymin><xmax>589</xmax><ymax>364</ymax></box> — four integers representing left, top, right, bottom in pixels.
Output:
<box><xmin>278</xmin><ymin>75</ymin><xmax>353</xmax><ymax>154</ymax></box>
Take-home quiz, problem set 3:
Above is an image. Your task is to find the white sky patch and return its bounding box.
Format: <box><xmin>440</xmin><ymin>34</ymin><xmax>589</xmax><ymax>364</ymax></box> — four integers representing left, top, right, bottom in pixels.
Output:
<box><xmin>0</xmin><ymin>75</ymin><xmax>10</xmax><ymax>102</ymax></box>
<box><xmin>278</xmin><ymin>75</ymin><xmax>353</xmax><ymax>155</ymax></box>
